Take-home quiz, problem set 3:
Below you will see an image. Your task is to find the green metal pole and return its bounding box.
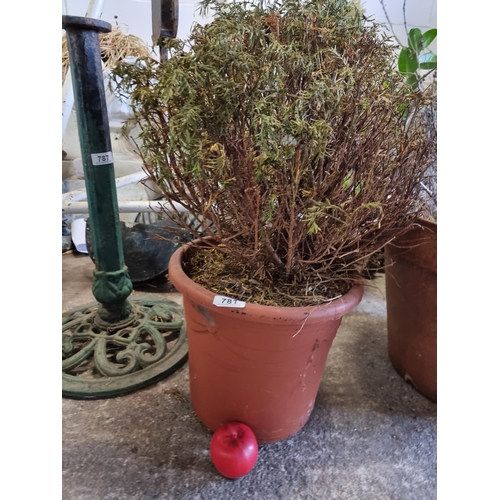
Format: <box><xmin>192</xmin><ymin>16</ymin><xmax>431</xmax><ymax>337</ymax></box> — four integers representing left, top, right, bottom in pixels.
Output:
<box><xmin>63</xmin><ymin>16</ymin><xmax>132</xmax><ymax>325</ymax></box>
<box><xmin>62</xmin><ymin>15</ymin><xmax>189</xmax><ymax>399</ymax></box>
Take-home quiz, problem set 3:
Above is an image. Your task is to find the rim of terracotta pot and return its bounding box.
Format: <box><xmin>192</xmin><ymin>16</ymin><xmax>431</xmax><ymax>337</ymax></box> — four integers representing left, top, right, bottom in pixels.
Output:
<box><xmin>168</xmin><ymin>239</ymin><xmax>364</xmax><ymax>322</ymax></box>
<box><xmin>416</xmin><ymin>216</ymin><xmax>437</xmax><ymax>230</ymax></box>
<box><xmin>386</xmin><ymin>217</ymin><xmax>437</xmax><ymax>272</ymax></box>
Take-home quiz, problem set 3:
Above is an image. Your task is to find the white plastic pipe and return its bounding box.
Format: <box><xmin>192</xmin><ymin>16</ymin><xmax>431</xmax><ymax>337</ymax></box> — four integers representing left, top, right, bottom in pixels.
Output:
<box><xmin>62</xmin><ymin>0</ymin><xmax>106</xmax><ymax>138</ymax></box>
<box><xmin>62</xmin><ymin>170</ymin><xmax>149</xmax><ymax>202</ymax></box>
<box><xmin>62</xmin><ymin>200</ymin><xmax>188</xmax><ymax>214</ymax></box>
<box><xmin>114</xmin><ymin>170</ymin><xmax>149</xmax><ymax>189</ymax></box>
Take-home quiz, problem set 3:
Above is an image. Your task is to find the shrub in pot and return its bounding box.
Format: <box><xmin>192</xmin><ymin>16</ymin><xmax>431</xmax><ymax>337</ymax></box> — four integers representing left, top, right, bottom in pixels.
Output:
<box><xmin>113</xmin><ymin>0</ymin><xmax>434</xmax><ymax>442</ymax></box>
<box><xmin>384</xmin><ymin>26</ymin><xmax>437</xmax><ymax>402</ymax></box>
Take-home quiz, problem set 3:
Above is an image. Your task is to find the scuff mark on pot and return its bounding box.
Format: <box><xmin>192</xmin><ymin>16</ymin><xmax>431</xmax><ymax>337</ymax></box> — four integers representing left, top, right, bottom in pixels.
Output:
<box><xmin>188</xmin><ymin>299</ymin><xmax>217</xmax><ymax>331</ymax></box>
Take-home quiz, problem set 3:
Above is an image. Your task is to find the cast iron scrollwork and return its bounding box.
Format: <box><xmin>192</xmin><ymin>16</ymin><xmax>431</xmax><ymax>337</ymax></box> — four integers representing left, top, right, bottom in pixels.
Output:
<box><xmin>62</xmin><ymin>295</ymin><xmax>188</xmax><ymax>398</ymax></box>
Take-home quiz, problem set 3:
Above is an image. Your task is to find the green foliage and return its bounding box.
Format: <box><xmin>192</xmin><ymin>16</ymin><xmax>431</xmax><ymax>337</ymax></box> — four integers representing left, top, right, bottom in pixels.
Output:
<box><xmin>112</xmin><ymin>0</ymin><xmax>433</xmax><ymax>285</ymax></box>
<box><xmin>398</xmin><ymin>27</ymin><xmax>437</xmax><ymax>90</ymax></box>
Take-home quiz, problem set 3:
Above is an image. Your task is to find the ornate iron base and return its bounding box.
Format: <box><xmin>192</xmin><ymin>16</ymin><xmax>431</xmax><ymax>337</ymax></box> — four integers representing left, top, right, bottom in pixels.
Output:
<box><xmin>63</xmin><ymin>294</ymin><xmax>188</xmax><ymax>399</ymax></box>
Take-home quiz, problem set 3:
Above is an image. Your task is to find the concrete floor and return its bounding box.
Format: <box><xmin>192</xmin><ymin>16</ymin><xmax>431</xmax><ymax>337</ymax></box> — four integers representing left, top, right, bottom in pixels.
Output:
<box><xmin>62</xmin><ymin>252</ymin><xmax>436</xmax><ymax>500</ymax></box>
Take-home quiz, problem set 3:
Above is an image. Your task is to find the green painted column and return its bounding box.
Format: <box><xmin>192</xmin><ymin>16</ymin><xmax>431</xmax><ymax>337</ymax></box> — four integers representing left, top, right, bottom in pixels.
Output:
<box><xmin>62</xmin><ymin>14</ymin><xmax>189</xmax><ymax>399</ymax></box>
<box><xmin>63</xmin><ymin>16</ymin><xmax>132</xmax><ymax>325</ymax></box>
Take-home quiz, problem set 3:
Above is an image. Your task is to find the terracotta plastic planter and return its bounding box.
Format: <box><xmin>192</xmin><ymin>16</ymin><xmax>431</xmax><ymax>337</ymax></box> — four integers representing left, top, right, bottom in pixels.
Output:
<box><xmin>385</xmin><ymin>218</ymin><xmax>437</xmax><ymax>402</ymax></box>
<box><xmin>168</xmin><ymin>242</ymin><xmax>364</xmax><ymax>443</ymax></box>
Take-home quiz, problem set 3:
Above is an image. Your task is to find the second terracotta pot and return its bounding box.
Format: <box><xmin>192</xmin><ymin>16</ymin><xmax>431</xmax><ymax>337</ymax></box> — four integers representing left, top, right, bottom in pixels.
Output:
<box><xmin>168</xmin><ymin>243</ymin><xmax>364</xmax><ymax>443</ymax></box>
<box><xmin>385</xmin><ymin>218</ymin><xmax>437</xmax><ymax>402</ymax></box>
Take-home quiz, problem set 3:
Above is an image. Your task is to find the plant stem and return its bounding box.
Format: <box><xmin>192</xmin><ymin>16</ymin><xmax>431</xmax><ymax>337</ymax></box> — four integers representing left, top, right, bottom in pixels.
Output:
<box><xmin>378</xmin><ymin>0</ymin><xmax>404</xmax><ymax>46</ymax></box>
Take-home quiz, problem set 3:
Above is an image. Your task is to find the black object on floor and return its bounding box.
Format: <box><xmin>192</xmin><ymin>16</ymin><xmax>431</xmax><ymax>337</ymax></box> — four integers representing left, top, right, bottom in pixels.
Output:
<box><xmin>86</xmin><ymin>219</ymin><xmax>192</xmax><ymax>283</ymax></box>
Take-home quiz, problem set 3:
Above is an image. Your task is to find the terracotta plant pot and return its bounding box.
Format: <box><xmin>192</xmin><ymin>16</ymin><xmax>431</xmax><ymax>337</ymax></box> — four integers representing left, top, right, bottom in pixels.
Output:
<box><xmin>384</xmin><ymin>218</ymin><xmax>437</xmax><ymax>402</ymax></box>
<box><xmin>168</xmin><ymin>242</ymin><xmax>364</xmax><ymax>443</ymax></box>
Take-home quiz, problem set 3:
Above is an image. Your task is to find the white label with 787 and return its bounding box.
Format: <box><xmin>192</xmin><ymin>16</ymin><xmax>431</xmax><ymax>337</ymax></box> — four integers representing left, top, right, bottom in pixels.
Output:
<box><xmin>213</xmin><ymin>296</ymin><xmax>246</xmax><ymax>308</ymax></box>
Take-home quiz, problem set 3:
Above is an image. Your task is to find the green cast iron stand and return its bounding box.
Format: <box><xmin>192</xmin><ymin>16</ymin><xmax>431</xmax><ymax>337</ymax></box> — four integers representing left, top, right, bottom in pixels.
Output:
<box><xmin>62</xmin><ymin>15</ymin><xmax>188</xmax><ymax>399</ymax></box>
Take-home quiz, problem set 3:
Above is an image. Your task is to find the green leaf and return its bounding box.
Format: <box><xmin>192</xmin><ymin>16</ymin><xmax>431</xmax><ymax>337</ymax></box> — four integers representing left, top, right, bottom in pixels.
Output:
<box><xmin>408</xmin><ymin>28</ymin><xmax>423</xmax><ymax>53</ymax></box>
<box><xmin>342</xmin><ymin>170</ymin><xmax>354</xmax><ymax>189</ymax></box>
<box><xmin>398</xmin><ymin>48</ymin><xmax>418</xmax><ymax>74</ymax></box>
<box><xmin>418</xmin><ymin>52</ymin><xmax>437</xmax><ymax>70</ymax></box>
<box><xmin>405</xmin><ymin>74</ymin><xmax>419</xmax><ymax>90</ymax></box>
<box><xmin>306</xmin><ymin>220</ymin><xmax>321</xmax><ymax>235</ymax></box>
<box><xmin>422</xmin><ymin>29</ymin><xmax>437</xmax><ymax>49</ymax></box>
<box><xmin>354</xmin><ymin>180</ymin><xmax>365</xmax><ymax>196</ymax></box>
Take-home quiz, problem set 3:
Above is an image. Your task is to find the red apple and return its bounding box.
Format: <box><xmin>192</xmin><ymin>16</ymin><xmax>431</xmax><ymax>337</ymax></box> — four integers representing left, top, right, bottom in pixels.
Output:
<box><xmin>210</xmin><ymin>421</ymin><xmax>259</xmax><ymax>478</ymax></box>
